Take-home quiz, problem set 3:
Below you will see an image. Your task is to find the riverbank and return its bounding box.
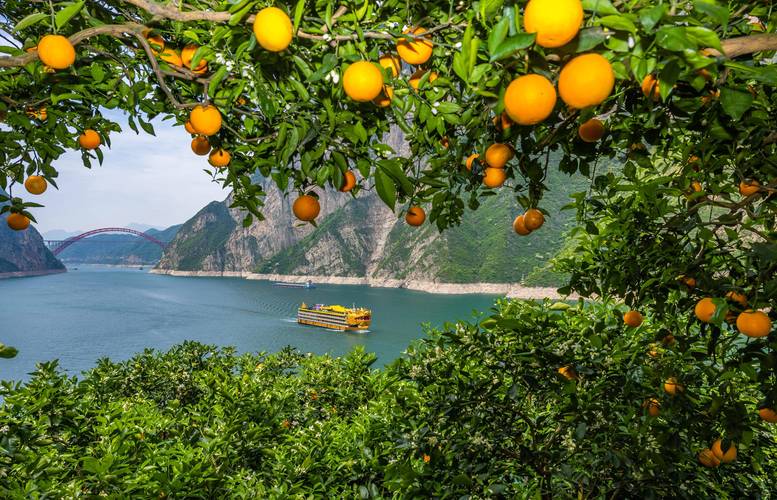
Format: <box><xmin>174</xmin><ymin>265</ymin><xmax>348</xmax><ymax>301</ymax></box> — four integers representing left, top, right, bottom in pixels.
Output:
<box><xmin>149</xmin><ymin>269</ymin><xmax>577</xmax><ymax>300</ymax></box>
<box><xmin>0</xmin><ymin>268</ymin><xmax>67</xmax><ymax>280</ymax></box>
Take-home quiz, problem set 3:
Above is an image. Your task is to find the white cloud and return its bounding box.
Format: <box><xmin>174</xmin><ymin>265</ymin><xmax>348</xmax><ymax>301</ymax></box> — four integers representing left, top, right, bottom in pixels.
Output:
<box><xmin>32</xmin><ymin>117</ymin><xmax>227</xmax><ymax>233</ymax></box>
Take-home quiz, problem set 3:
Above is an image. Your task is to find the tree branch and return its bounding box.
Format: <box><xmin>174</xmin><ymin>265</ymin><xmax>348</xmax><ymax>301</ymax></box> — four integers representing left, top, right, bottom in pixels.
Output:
<box><xmin>710</xmin><ymin>34</ymin><xmax>777</xmax><ymax>58</ymax></box>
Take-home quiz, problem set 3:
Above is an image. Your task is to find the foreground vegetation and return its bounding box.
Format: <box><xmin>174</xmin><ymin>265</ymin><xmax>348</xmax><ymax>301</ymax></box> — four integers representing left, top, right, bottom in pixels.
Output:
<box><xmin>2</xmin><ymin>299</ymin><xmax>775</xmax><ymax>498</ymax></box>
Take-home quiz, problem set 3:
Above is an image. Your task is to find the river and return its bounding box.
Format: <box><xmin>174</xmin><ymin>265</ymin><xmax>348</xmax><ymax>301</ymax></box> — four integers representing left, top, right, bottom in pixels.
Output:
<box><xmin>0</xmin><ymin>266</ymin><xmax>499</xmax><ymax>381</ymax></box>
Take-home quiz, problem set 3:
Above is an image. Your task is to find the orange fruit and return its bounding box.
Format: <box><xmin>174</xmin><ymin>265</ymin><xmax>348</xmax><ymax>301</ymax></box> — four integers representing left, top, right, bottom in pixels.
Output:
<box><xmin>485</xmin><ymin>143</ymin><xmax>514</xmax><ymax>169</ymax></box>
<box><xmin>483</xmin><ymin>168</ymin><xmax>507</xmax><ymax>188</ymax></box>
<box><xmin>184</xmin><ymin>121</ymin><xmax>197</xmax><ymax>134</ymax></box>
<box><xmin>513</xmin><ymin>215</ymin><xmax>531</xmax><ymax>236</ymax></box>
<box><xmin>343</xmin><ymin>61</ymin><xmax>384</xmax><ymax>102</ymax></box>
<box><xmin>523</xmin><ymin>0</ymin><xmax>583</xmax><ymax>48</ymax></box>
<box><xmin>78</xmin><ymin>129</ymin><xmax>101</xmax><ymax>150</ymax></box>
<box><xmin>409</xmin><ymin>69</ymin><xmax>438</xmax><ymax>90</ymax></box>
<box><xmin>181</xmin><ymin>45</ymin><xmax>207</xmax><ymax>72</ymax></box>
<box><xmin>736</xmin><ymin>310</ymin><xmax>772</xmax><ymax>338</ymax></box>
<box><xmin>159</xmin><ymin>48</ymin><xmax>182</xmax><ymax>67</ymax></box>
<box><xmin>396</xmin><ymin>27</ymin><xmax>433</xmax><ymax>65</ymax></box>
<box><xmin>493</xmin><ymin>112</ymin><xmax>513</xmax><ymax>131</ymax></box>
<box><xmin>208</xmin><ymin>149</ymin><xmax>231</xmax><ymax>167</ymax></box>
<box><xmin>253</xmin><ymin>6</ymin><xmax>293</xmax><ymax>52</ymax></box>
<box><xmin>191</xmin><ymin>136</ymin><xmax>211</xmax><ymax>155</ymax></box>
<box><xmin>440</xmin><ymin>137</ymin><xmax>450</xmax><ymax>149</ymax></box>
<box><xmin>523</xmin><ymin>208</ymin><xmax>544</xmax><ymax>231</ymax></box>
<box><xmin>378</xmin><ymin>54</ymin><xmax>401</xmax><ymax>77</ymax></box>
<box><xmin>558</xmin><ymin>365</ymin><xmax>577</xmax><ymax>380</ymax></box>
<box><xmin>340</xmin><ymin>171</ymin><xmax>357</xmax><ymax>192</ymax></box>
<box><xmin>694</xmin><ymin>297</ymin><xmax>717</xmax><ymax>323</ymax></box>
<box><xmin>503</xmin><ymin>74</ymin><xmax>557</xmax><ymax>125</ymax></box>
<box><xmin>6</xmin><ymin>213</ymin><xmax>30</xmax><ymax>231</ymax></box>
<box><xmin>758</xmin><ymin>407</ymin><xmax>777</xmax><ymax>423</ymax></box>
<box><xmin>189</xmin><ymin>105</ymin><xmax>222</xmax><ymax>136</ymax></box>
<box><xmin>698</xmin><ymin>449</ymin><xmax>721</xmax><ymax>468</ymax></box>
<box><xmin>663</xmin><ymin>334</ymin><xmax>676</xmax><ymax>346</ymax></box>
<box><xmin>623</xmin><ymin>310</ymin><xmax>643</xmax><ymax>328</ymax></box>
<box><xmin>641</xmin><ymin>75</ymin><xmax>661</xmax><ymax>101</ymax></box>
<box><xmin>578</xmin><ymin>119</ymin><xmax>605</xmax><ymax>142</ymax></box>
<box><xmin>711</xmin><ymin>439</ymin><xmax>737</xmax><ymax>463</ymax></box>
<box><xmin>691</xmin><ymin>181</ymin><xmax>703</xmax><ymax>193</ymax></box>
<box><xmin>26</xmin><ymin>107</ymin><xmax>48</xmax><ymax>121</ymax></box>
<box><xmin>643</xmin><ymin>398</ymin><xmax>661</xmax><ymax>417</ymax></box>
<box><xmin>405</xmin><ymin>206</ymin><xmax>427</xmax><ymax>226</ymax></box>
<box><xmin>373</xmin><ymin>86</ymin><xmax>394</xmax><ymax>107</ymax></box>
<box><xmin>145</xmin><ymin>33</ymin><xmax>165</xmax><ymax>54</ymax></box>
<box><xmin>682</xmin><ymin>276</ymin><xmax>697</xmax><ymax>288</ymax></box>
<box><xmin>293</xmin><ymin>194</ymin><xmax>321</xmax><ymax>222</ymax></box>
<box><xmin>37</xmin><ymin>35</ymin><xmax>76</xmax><ymax>70</ymax></box>
<box><xmin>465</xmin><ymin>154</ymin><xmax>480</xmax><ymax>171</ymax></box>
<box><xmin>664</xmin><ymin>377</ymin><xmax>684</xmax><ymax>396</ymax></box>
<box><xmin>725</xmin><ymin>291</ymin><xmax>748</xmax><ymax>308</ymax></box>
<box><xmin>558</xmin><ymin>54</ymin><xmax>615</xmax><ymax>109</ymax></box>
<box><xmin>739</xmin><ymin>179</ymin><xmax>761</xmax><ymax>197</ymax></box>
<box><xmin>24</xmin><ymin>176</ymin><xmax>47</xmax><ymax>195</ymax></box>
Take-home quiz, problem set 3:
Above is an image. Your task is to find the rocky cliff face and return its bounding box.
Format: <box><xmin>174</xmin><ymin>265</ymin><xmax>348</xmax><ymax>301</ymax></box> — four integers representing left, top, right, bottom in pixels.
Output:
<box><xmin>0</xmin><ymin>212</ymin><xmax>65</xmax><ymax>278</ymax></box>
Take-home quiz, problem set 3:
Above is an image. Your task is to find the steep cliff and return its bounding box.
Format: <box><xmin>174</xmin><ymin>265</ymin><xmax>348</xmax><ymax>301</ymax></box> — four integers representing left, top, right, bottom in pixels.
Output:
<box><xmin>0</xmin><ymin>213</ymin><xmax>65</xmax><ymax>278</ymax></box>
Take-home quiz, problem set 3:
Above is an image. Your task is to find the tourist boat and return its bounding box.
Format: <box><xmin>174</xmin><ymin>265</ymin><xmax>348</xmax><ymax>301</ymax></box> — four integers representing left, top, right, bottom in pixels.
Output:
<box><xmin>297</xmin><ymin>303</ymin><xmax>372</xmax><ymax>331</ymax></box>
<box><xmin>274</xmin><ymin>280</ymin><xmax>315</xmax><ymax>289</ymax></box>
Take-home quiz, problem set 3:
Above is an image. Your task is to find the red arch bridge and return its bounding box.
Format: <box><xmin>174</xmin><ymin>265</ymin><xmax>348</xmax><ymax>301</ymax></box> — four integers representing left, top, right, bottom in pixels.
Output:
<box><xmin>44</xmin><ymin>228</ymin><xmax>169</xmax><ymax>256</ymax></box>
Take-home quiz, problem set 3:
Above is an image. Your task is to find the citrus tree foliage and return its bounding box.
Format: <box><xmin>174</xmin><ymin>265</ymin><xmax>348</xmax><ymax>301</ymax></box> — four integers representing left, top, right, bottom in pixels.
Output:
<box><xmin>2</xmin><ymin>303</ymin><xmax>776</xmax><ymax>497</ymax></box>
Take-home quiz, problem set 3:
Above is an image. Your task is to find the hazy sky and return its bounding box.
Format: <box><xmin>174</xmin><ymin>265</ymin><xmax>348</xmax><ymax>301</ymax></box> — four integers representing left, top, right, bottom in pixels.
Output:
<box><xmin>20</xmin><ymin>115</ymin><xmax>227</xmax><ymax>234</ymax></box>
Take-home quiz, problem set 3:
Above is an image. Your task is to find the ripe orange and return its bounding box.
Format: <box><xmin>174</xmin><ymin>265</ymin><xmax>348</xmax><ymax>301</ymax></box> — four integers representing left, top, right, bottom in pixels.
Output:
<box><xmin>691</xmin><ymin>181</ymin><xmax>703</xmax><ymax>193</ymax></box>
<box><xmin>698</xmin><ymin>449</ymin><xmax>721</xmax><ymax>468</ymax></box>
<box><xmin>694</xmin><ymin>297</ymin><xmax>717</xmax><ymax>323</ymax></box>
<box><xmin>184</xmin><ymin>121</ymin><xmax>197</xmax><ymax>134</ymax></box>
<box><xmin>524</xmin><ymin>208</ymin><xmax>544</xmax><ymax>231</ymax></box>
<box><xmin>24</xmin><ymin>176</ymin><xmax>47</xmax><ymax>195</ymax></box>
<box><xmin>78</xmin><ymin>129</ymin><xmax>101</xmax><ymax>150</ymax></box>
<box><xmin>181</xmin><ymin>45</ymin><xmax>207</xmax><ymax>72</ymax></box>
<box><xmin>409</xmin><ymin>69</ymin><xmax>438</xmax><ymax>90</ymax></box>
<box><xmin>485</xmin><ymin>143</ymin><xmax>514</xmax><ymax>169</ymax></box>
<box><xmin>191</xmin><ymin>136</ymin><xmax>211</xmax><ymax>155</ymax></box>
<box><xmin>189</xmin><ymin>105</ymin><xmax>222</xmax><ymax>136</ymax></box>
<box><xmin>739</xmin><ymin>179</ymin><xmax>761</xmax><ymax>197</ymax></box>
<box><xmin>343</xmin><ymin>61</ymin><xmax>384</xmax><ymax>102</ymax></box>
<box><xmin>641</xmin><ymin>75</ymin><xmax>661</xmax><ymax>101</ymax></box>
<box><xmin>38</xmin><ymin>35</ymin><xmax>76</xmax><ymax>70</ymax></box>
<box><xmin>523</xmin><ymin>0</ymin><xmax>583</xmax><ymax>48</ymax></box>
<box><xmin>378</xmin><ymin>54</ymin><xmax>401</xmax><ymax>77</ymax></box>
<box><xmin>373</xmin><ymin>86</ymin><xmax>394</xmax><ymax>107</ymax></box>
<box><xmin>26</xmin><ymin>107</ymin><xmax>48</xmax><ymax>121</ymax></box>
<box><xmin>682</xmin><ymin>276</ymin><xmax>697</xmax><ymax>288</ymax></box>
<box><xmin>145</xmin><ymin>32</ymin><xmax>165</xmax><ymax>54</ymax></box>
<box><xmin>664</xmin><ymin>377</ymin><xmax>684</xmax><ymax>396</ymax></box>
<box><xmin>493</xmin><ymin>112</ymin><xmax>513</xmax><ymax>131</ymax></box>
<box><xmin>513</xmin><ymin>215</ymin><xmax>531</xmax><ymax>236</ymax></box>
<box><xmin>396</xmin><ymin>27</ymin><xmax>433</xmax><ymax>65</ymax></box>
<box><xmin>6</xmin><ymin>213</ymin><xmax>30</xmax><ymax>231</ymax></box>
<box><xmin>483</xmin><ymin>168</ymin><xmax>507</xmax><ymax>188</ymax></box>
<box><xmin>711</xmin><ymin>439</ymin><xmax>737</xmax><ymax>463</ymax></box>
<box><xmin>758</xmin><ymin>407</ymin><xmax>777</xmax><ymax>423</ymax></box>
<box><xmin>405</xmin><ymin>206</ymin><xmax>427</xmax><ymax>226</ymax></box>
<box><xmin>578</xmin><ymin>119</ymin><xmax>605</xmax><ymax>142</ymax></box>
<box><xmin>623</xmin><ymin>310</ymin><xmax>643</xmax><ymax>328</ymax></box>
<box><xmin>465</xmin><ymin>154</ymin><xmax>480</xmax><ymax>171</ymax></box>
<box><xmin>736</xmin><ymin>310</ymin><xmax>772</xmax><ymax>338</ymax></box>
<box><xmin>558</xmin><ymin>54</ymin><xmax>615</xmax><ymax>109</ymax></box>
<box><xmin>503</xmin><ymin>74</ymin><xmax>557</xmax><ymax>125</ymax></box>
<box><xmin>208</xmin><ymin>149</ymin><xmax>231</xmax><ymax>167</ymax></box>
<box><xmin>558</xmin><ymin>365</ymin><xmax>577</xmax><ymax>380</ymax></box>
<box><xmin>293</xmin><ymin>194</ymin><xmax>321</xmax><ymax>222</ymax></box>
<box><xmin>725</xmin><ymin>291</ymin><xmax>748</xmax><ymax>308</ymax></box>
<box><xmin>340</xmin><ymin>171</ymin><xmax>357</xmax><ymax>192</ymax></box>
<box><xmin>643</xmin><ymin>398</ymin><xmax>661</xmax><ymax>417</ymax></box>
<box><xmin>253</xmin><ymin>7</ymin><xmax>293</xmax><ymax>52</ymax></box>
<box><xmin>159</xmin><ymin>48</ymin><xmax>182</xmax><ymax>67</ymax></box>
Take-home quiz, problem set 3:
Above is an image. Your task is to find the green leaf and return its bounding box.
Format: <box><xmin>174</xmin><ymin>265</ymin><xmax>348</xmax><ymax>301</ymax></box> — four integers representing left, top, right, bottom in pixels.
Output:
<box><xmin>14</xmin><ymin>12</ymin><xmax>48</xmax><ymax>32</ymax></box>
<box><xmin>208</xmin><ymin>67</ymin><xmax>229</xmax><ymax>97</ymax></box>
<box><xmin>582</xmin><ymin>0</ymin><xmax>620</xmax><ymax>15</ymax></box>
<box><xmin>694</xmin><ymin>1</ymin><xmax>729</xmax><ymax>29</ymax></box>
<box><xmin>293</xmin><ymin>0</ymin><xmax>306</xmax><ymax>32</ymax></box>
<box><xmin>55</xmin><ymin>1</ymin><xmax>85</xmax><ymax>30</ymax></box>
<box><xmin>374</xmin><ymin>168</ymin><xmax>397</xmax><ymax>210</ymax></box>
<box><xmin>719</xmin><ymin>87</ymin><xmax>753</xmax><ymax>121</ymax></box>
<box><xmin>684</xmin><ymin>26</ymin><xmax>723</xmax><ymax>52</ymax></box>
<box><xmin>488</xmin><ymin>18</ymin><xmax>510</xmax><ymax>56</ymax></box>
<box><xmin>639</xmin><ymin>4</ymin><xmax>666</xmax><ymax>30</ymax></box>
<box><xmin>598</xmin><ymin>15</ymin><xmax>636</xmax><ymax>34</ymax></box>
<box><xmin>490</xmin><ymin>33</ymin><xmax>535</xmax><ymax>61</ymax></box>
<box><xmin>655</xmin><ymin>27</ymin><xmax>697</xmax><ymax>52</ymax></box>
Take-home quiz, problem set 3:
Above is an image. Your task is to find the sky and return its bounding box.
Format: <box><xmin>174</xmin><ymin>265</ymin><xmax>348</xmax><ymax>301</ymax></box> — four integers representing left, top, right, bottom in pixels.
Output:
<box><xmin>25</xmin><ymin>115</ymin><xmax>227</xmax><ymax>236</ymax></box>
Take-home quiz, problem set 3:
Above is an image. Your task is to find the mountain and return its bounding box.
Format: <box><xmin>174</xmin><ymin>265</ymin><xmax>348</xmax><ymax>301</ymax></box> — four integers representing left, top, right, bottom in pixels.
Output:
<box><xmin>1</xmin><ymin>195</ymin><xmax>65</xmax><ymax>278</ymax></box>
<box><xmin>42</xmin><ymin>229</ymin><xmax>82</xmax><ymax>240</ymax></box>
<box><xmin>157</xmin><ymin>168</ymin><xmax>586</xmax><ymax>287</ymax></box>
<box><xmin>55</xmin><ymin>225</ymin><xmax>181</xmax><ymax>265</ymax></box>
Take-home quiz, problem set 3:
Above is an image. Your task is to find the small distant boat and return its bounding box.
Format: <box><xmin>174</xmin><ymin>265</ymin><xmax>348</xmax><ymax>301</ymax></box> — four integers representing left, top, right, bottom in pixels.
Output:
<box><xmin>274</xmin><ymin>280</ymin><xmax>315</xmax><ymax>289</ymax></box>
<box><xmin>298</xmin><ymin>303</ymin><xmax>371</xmax><ymax>331</ymax></box>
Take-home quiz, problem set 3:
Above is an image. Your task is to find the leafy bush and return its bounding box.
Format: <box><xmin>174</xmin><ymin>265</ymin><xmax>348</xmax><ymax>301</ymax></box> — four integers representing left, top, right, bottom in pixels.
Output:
<box><xmin>1</xmin><ymin>300</ymin><xmax>775</xmax><ymax>498</ymax></box>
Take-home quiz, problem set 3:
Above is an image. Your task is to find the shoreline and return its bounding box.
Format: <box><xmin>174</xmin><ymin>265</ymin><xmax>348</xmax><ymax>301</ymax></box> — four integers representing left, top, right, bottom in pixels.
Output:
<box><xmin>150</xmin><ymin>269</ymin><xmax>577</xmax><ymax>300</ymax></box>
<box><xmin>0</xmin><ymin>268</ymin><xmax>67</xmax><ymax>280</ymax></box>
